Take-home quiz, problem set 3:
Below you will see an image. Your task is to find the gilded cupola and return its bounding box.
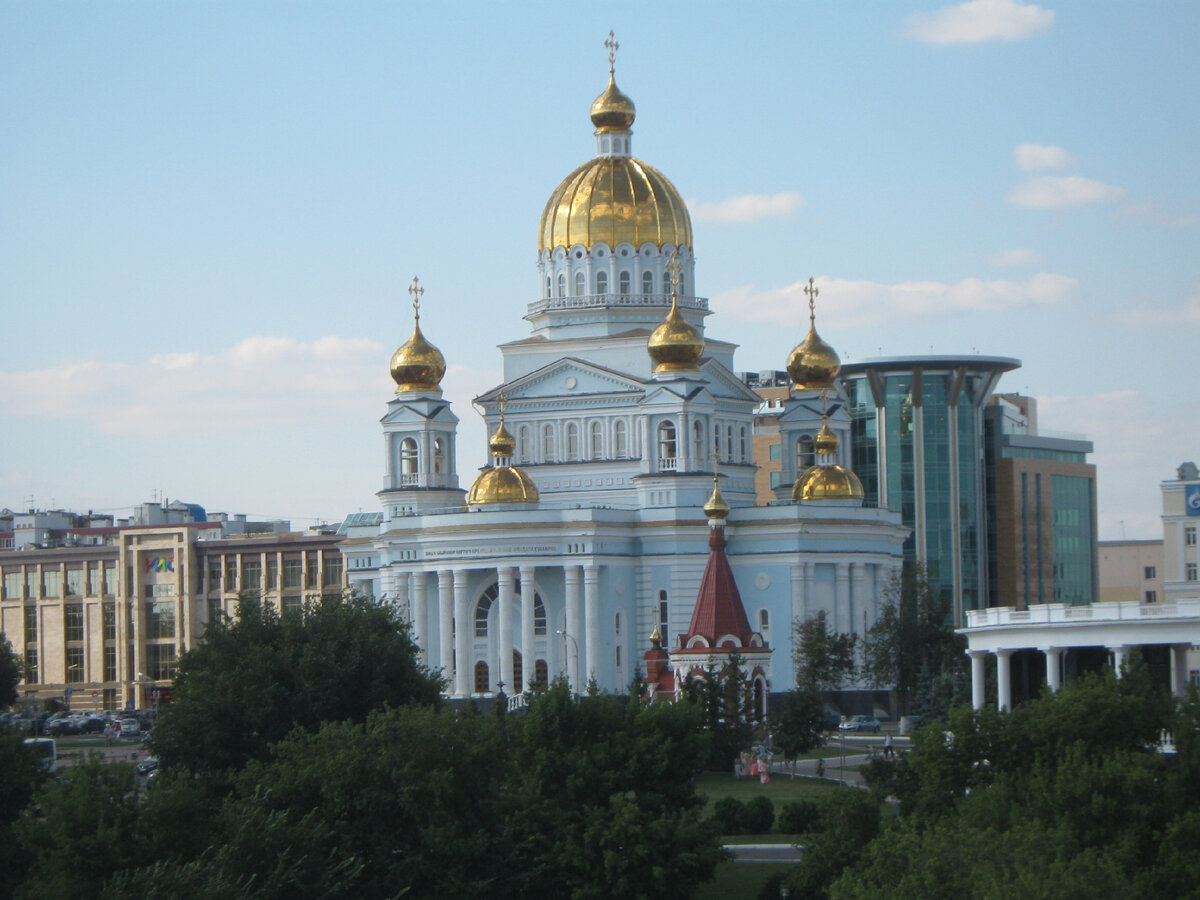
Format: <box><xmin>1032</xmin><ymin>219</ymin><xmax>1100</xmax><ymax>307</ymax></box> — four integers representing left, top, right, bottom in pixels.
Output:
<box><xmin>703</xmin><ymin>475</ymin><xmax>731</xmax><ymax>520</ymax></box>
<box><xmin>537</xmin><ymin>33</ymin><xmax>692</xmax><ymax>254</ymax></box>
<box><xmin>467</xmin><ymin>396</ymin><xmax>540</xmax><ymax>506</ymax></box>
<box><xmin>793</xmin><ymin>414</ymin><xmax>864</xmax><ymax>502</ymax></box>
<box><xmin>648</xmin><ymin>254</ymin><xmax>704</xmax><ymax>374</ymax></box>
<box><xmin>787</xmin><ymin>277</ymin><xmax>840</xmax><ymax>391</ymax></box>
<box><xmin>390</xmin><ymin>276</ymin><xmax>446</xmax><ymax>393</ymax></box>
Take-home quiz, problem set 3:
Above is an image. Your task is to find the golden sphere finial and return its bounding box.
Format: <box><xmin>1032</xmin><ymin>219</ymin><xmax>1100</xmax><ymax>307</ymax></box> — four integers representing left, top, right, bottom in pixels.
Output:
<box><xmin>390</xmin><ymin>275</ymin><xmax>446</xmax><ymax>393</ymax></box>
<box><xmin>787</xmin><ymin>276</ymin><xmax>840</xmax><ymax>391</ymax></box>
<box><xmin>647</xmin><ymin>251</ymin><xmax>703</xmax><ymax>374</ymax></box>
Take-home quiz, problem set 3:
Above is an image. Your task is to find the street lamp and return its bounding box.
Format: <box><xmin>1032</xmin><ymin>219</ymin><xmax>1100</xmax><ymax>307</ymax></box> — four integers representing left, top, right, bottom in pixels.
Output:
<box><xmin>133</xmin><ymin>672</ymin><xmax>154</xmax><ymax>712</ymax></box>
<box><xmin>555</xmin><ymin>629</ymin><xmax>579</xmax><ymax>691</ymax></box>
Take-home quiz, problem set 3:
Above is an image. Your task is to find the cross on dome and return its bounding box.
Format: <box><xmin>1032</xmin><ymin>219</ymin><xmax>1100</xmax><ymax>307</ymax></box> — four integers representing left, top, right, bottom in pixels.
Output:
<box><xmin>408</xmin><ymin>276</ymin><xmax>424</xmax><ymax>321</ymax></box>
<box><xmin>804</xmin><ymin>276</ymin><xmax>818</xmax><ymax>325</ymax></box>
<box><xmin>605</xmin><ymin>30</ymin><xmax>619</xmax><ymax>74</ymax></box>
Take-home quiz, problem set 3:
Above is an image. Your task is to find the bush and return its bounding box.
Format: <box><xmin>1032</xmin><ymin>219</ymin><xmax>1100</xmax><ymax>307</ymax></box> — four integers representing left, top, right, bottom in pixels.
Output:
<box><xmin>742</xmin><ymin>795</ymin><xmax>775</xmax><ymax>834</ymax></box>
<box><xmin>712</xmin><ymin>796</ymin><xmax>746</xmax><ymax>834</ymax></box>
<box><xmin>778</xmin><ymin>799</ymin><xmax>821</xmax><ymax>834</ymax></box>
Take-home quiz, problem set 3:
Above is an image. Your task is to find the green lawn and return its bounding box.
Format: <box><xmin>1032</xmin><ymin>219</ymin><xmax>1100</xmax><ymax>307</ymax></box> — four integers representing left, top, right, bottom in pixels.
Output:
<box><xmin>695</xmin><ymin>771</ymin><xmax>849</xmax><ymax>819</ymax></box>
<box><xmin>696</xmin><ymin>861</ymin><xmax>792</xmax><ymax>900</ymax></box>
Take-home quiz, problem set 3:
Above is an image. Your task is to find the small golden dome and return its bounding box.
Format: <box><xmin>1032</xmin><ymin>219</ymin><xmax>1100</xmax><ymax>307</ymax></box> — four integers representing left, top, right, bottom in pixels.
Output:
<box><xmin>787</xmin><ymin>326</ymin><xmax>840</xmax><ymax>391</ymax></box>
<box><xmin>468</xmin><ymin>466</ymin><xmax>540</xmax><ymax>505</ymax></box>
<box><xmin>648</xmin><ymin>297</ymin><xmax>704</xmax><ymax>373</ymax></box>
<box><xmin>814</xmin><ymin>419</ymin><xmax>838</xmax><ymax>455</ymax></box>
<box><xmin>649</xmin><ymin>624</ymin><xmax>663</xmax><ymax>645</ymax></box>
<box><xmin>590</xmin><ymin>73</ymin><xmax>636</xmax><ymax>132</ymax></box>
<box><xmin>703</xmin><ymin>478</ymin><xmax>730</xmax><ymax>520</ymax></box>
<box><xmin>391</xmin><ymin>277</ymin><xmax>446</xmax><ymax>393</ymax></box>
<box><xmin>489</xmin><ymin>422</ymin><xmax>516</xmax><ymax>458</ymax></box>
<box><xmin>792</xmin><ymin>464</ymin><xmax>865</xmax><ymax>502</ymax></box>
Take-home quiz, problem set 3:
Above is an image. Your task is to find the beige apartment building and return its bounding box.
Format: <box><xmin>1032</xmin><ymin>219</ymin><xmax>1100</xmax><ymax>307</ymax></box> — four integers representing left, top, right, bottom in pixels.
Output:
<box><xmin>1099</xmin><ymin>540</ymin><xmax>1165</xmax><ymax>605</ymax></box>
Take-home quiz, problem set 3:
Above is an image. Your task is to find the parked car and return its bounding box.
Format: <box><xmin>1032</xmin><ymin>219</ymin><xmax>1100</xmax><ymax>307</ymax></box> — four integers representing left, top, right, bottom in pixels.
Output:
<box><xmin>117</xmin><ymin>718</ymin><xmax>140</xmax><ymax>737</ymax></box>
<box><xmin>135</xmin><ymin>757</ymin><xmax>159</xmax><ymax>777</ymax></box>
<box><xmin>838</xmin><ymin>715</ymin><xmax>881</xmax><ymax>733</ymax></box>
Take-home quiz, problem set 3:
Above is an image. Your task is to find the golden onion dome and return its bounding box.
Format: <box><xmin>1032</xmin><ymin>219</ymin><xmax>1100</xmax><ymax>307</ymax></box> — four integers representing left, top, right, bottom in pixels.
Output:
<box><xmin>814</xmin><ymin>419</ymin><xmax>838</xmax><ymax>455</ymax></box>
<box><xmin>648</xmin><ymin>296</ymin><xmax>704</xmax><ymax>373</ymax></box>
<box><xmin>590</xmin><ymin>73</ymin><xmax>636</xmax><ymax>132</ymax></box>
<box><xmin>792</xmin><ymin>465</ymin><xmax>865</xmax><ymax>502</ymax></box>
<box><xmin>787</xmin><ymin>326</ymin><xmax>840</xmax><ymax>391</ymax></box>
<box><xmin>703</xmin><ymin>478</ymin><xmax>731</xmax><ymax>520</ymax></box>
<box><xmin>489</xmin><ymin>422</ymin><xmax>516</xmax><ymax>458</ymax></box>
<box><xmin>468</xmin><ymin>466</ymin><xmax>540</xmax><ymax>505</ymax></box>
<box><xmin>391</xmin><ymin>277</ymin><xmax>446</xmax><ymax>393</ymax></box>
<box><xmin>538</xmin><ymin>156</ymin><xmax>692</xmax><ymax>253</ymax></box>
<box><xmin>649</xmin><ymin>624</ymin><xmax>663</xmax><ymax>646</ymax></box>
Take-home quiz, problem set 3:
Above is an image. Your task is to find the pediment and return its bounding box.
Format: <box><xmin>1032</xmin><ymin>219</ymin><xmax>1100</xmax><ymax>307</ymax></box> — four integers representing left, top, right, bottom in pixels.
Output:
<box><xmin>699</xmin><ymin>360</ymin><xmax>764</xmax><ymax>403</ymax></box>
<box><xmin>476</xmin><ymin>357</ymin><xmax>646</xmax><ymax>404</ymax></box>
<box><xmin>380</xmin><ymin>396</ymin><xmax>458</xmax><ymax>426</ymax></box>
<box><xmin>777</xmin><ymin>399</ymin><xmax>849</xmax><ymax>426</ymax></box>
<box><xmin>640</xmin><ymin>383</ymin><xmax>711</xmax><ymax>407</ymax></box>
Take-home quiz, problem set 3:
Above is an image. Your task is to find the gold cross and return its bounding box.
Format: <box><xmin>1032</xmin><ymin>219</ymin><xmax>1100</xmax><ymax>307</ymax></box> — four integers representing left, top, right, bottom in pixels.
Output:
<box><xmin>666</xmin><ymin>251</ymin><xmax>681</xmax><ymax>299</ymax></box>
<box><xmin>497</xmin><ymin>391</ymin><xmax>508</xmax><ymax>421</ymax></box>
<box><xmin>408</xmin><ymin>276</ymin><xmax>424</xmax><ymax>320</ymax></box>
<box><xmin>605</xmin><ymin>30</ymin><xmax>619</xmax><ymax>74</ymax></box>
<box><xmin>803</xmin><ymin>276</ymin><xmax>818</xmax><ymax>325</ymax></box>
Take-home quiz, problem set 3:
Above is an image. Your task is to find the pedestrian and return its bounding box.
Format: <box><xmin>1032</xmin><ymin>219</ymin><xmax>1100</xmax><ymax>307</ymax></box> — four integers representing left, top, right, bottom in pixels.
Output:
<box><xmin>103</xmin><ymin>720</ymin><xmax>113</xmax><ymax>746</ymax></box>
<box><xmin>884</xmin><ymin>733</ymin><xmax>895</xmax><ymax>759</ymax></box>
<box><xmin>758</xmin><ymin>755</ymin><xmax>770</xmax><ymax>785</ymax></box>
<box><xmin>113</xmin><ymin>720</ymin><xmax>123</xmax><ymax>743</ymax></box>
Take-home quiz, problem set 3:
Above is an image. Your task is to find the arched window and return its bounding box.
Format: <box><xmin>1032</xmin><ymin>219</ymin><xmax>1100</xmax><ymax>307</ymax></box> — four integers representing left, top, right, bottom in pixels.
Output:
<box><xmin>474</xmin><ymin>660</ymin><xmax>490</xmax><ymax>693</ymax></box>
<box><xmin>518</xmin><ymin>425</ymin><xmax>532</xmax><ymax>463</ymax></box>
<box><xmin>759</xmin><ymin>609</ymin><xmax>770</xmax><ymax>630</ymax></box>
<box><xmin>534</xmin><ymin>659</ymin><xmax>549</xmax><ymax>688</ymax></box>
<box><xmin>534</xmin><ymin>595</ymin><xmax>547</xmax><ymax>635</ymax></box>
<box><xmin>589</xmin><ymin>421</ymin><xmax>603</xmax><ymax>458</ymax></box>
<box><xmin>618</xmin><ymin>270</ymin><xmax>631</xmax><ymax>294</ymax></box>
<box><xmin>545</xmin><ymin>276</ymin><xmax>551</xmax><ymax>298</ymax></box>
<box><xmin>566</xmin><ymin>422</ymin><xmax>580</xmax><ymax>461</ymax></box>
<box><xmin>556</xmin><ymin>273</ymin><xmax>566</xmax><ymax>298</ymax></box>
<box><xmin>399</xmin><ymin>438</ymin><xmax>419</xmax><ymax>475</ymax></box>
<box><xmin>596</xmin><ymin>270</ymin><xmax>608</xmax><ymax>296</ymax></box>
<box><xmin>615</xmin><ymin>610</ymin><xmax>622</xmax><ymax>636</ymax></box>
<box><xmin>542</xmin><ymin>424</ymin><xmax>555</xmax><ymax>462</ymax></box>
<box><xmin>433</xmin><ymin>438</ymin><xmax>445</xmax><ymax>475</ymax></box>
<box><xmin>693</xmin><ymin>421</ymin><xmax>705</xmax><ymax>464</ymax></box>
<box><xmin>574</xmin><ymin>271</ymin><xmax>585</xmax><ymax>297</ymax></box>
<box><xmin>739</xmin><ymin>426</ymin><xmax>748</xmax><ymax>463</ymax></box>
<box><xmin>658</xmin><ymin>590</ymin><xmax>668</xmax><ymax>629</ymax></box>
<box><xmin>475</xmin><ymin>593</ymin><xmax>493</xmax><ymax>638</ymax></box>
<box><xmin>798</xmin><ymin>434</ymin><xmax>815</xmax><ymax>469</ymax></box>
<box><xmin>642</xmin><ymin>270</ymin><xmax>653</xmax><ymax>295</ymax></box>
<box><xmin>613</xmin><ymin>420</ymin><xmax>628</xmax><ymax>458</ymax></box>
<box><xmin>657</xmin><ymin>420</ymin><xmax>677</xmax><ymax>463</ymax></box>
<box><xmin>726</xmin><ymin>425</ymin><xmax>734</xmax><ymax>461</ymax></box>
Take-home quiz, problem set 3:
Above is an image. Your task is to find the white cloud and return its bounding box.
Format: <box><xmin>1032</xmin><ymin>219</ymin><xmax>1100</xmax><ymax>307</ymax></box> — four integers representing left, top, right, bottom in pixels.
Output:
<box><xmin>688</xmin><ymin>192</ymin><xmax>803</xmax><ymax>224</ymax></box>
<box><xmin>1114</xmin><ymin>198</ymin><xmax>1199</xmax><ymax>228</ymax></box>
<box><xmin>904</xmin><ymin>0</ymin><xmax>1054</xmax><ymax>45</ymax></box>
<box><xmin>711</xmin><ymin>272</ymin><xmax>1076</xmax><ymax>329</ymax></box>
<box><xmin>1013</xmin><ymin>143</ymin><xmax>1075</xmax><ymax>171</ymax></box>
<box><xmin>1116</xmin><ymin>293</ymin><xmax>1200</xmax><ymax>328</ymax></box>
<box><xmin>988</xmin><ymin>247</ymin><xmax>1040</xmax><ymax>267</ymax></box>
<box><xmin>1007</xmin><ymin>175</ymin><xmax>1126</xmax><ymax>209</ymax></box>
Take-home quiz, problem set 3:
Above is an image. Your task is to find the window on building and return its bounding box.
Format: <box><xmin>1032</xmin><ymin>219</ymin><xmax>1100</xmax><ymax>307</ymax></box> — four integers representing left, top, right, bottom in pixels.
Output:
<box><xmin>474</xmin><ymin>660</ymin><xmax>490</xmax><ymax>693</ymax></box>
<box><xmin>657</xmin><ymin>420</ymin><xmax>677</xmax><ymax>462</ymax></box>
<box><xmin>590</xmin><ymin>421</ymin><xmax>603</xmax><ymax>458</ymax></box>
<box><xmin>769</xmin><ymin>443</ymin><xmax>782</xmax><ymax>462</ymax></box>
<box><xmin>642</xmin><ymin>270</ymin><xmax>653</xmax><ymax>295</ymax></box>
<box><xmin>798</xmin><ymin>434</ymin><xmax>815</xmax><ymax>469</ymax></box>
<box><xmin>1145</xmin><ymin>590</ymin><xmax>1158</xmax><ymax>603</ymax></box>
<box><xmin>243</xmin><ymin>560</ymin><xmax>262</xmax><ymax>591</ymax></box>
<box><xmin>103</xmin><ymin>646</ymin><xmax>117</xmax><ymax>683</ymax></box>
<box><xmin>64</xmin><ymin>605</ymin><xmax>84</xmax><ymax>642</ymax></box>
<box><xmin>66</xmin><ymin>567</ymin><xmax>84</xmax><ymax>596</ymax></box>
<box><xmin>147</xmin><ymin>601</ymin><xmax>176</xmax><ymax>640</ymax></box>
<box><xmin>739</xmin><ymin>426</ymin><xmax>748</xmax><ymax>462</ymax></box>
<box><xmin>613</xmin><ymin>420</ymin><xmax>628</xmax><ymax>458</ymax></box>
<box><xmin>614</xmin><ymin>611</ymin><xmax>622</xmax><ymax>636</ymax></box>
<box><xmin>542</xmin><ymin>424</ymin><xmax>556</xmax><ymax>462</ymax></box>
<box><xmin>596</xmin><ymin>270</ymin><xmax>608</xmax><ymax>296</ymax></box>
<box><xmin>475</xmin><ymin>594</ymin><xmax>493</xmax><ymax>638</ymax></box>
<box><xmin>26</xmin><ymin>569</ymin><xmax>38</xmax><ymax>599</ymax></box>
<box><xmin>1188</xmin><ymin>563</ymin><xmax>1198</xmax><ymax>582</ymax></box>
<box><xmin>66</xmin><ymin>647</ymin><xmax>85</xmax><ymax>682</ymax></box>
<box><xmin>433</xmin><ymin>438</ymin><xmax>445</xmax><ymax>475</ymax></box>
<box><xmin>323</xmin><ymin>557</ymin><xmax>343</xmax><ymax>588</ymax></box>
<box><xmin>566</xmin><ymin>422</ymin><xmax>580</xmax><ymax>461</ymax></box>
<box><xmin>4</xmin><ymin>569</ymin><xmax>22</xmax><ymax>601</ymax></box>
<box><xmin>759</xmin><ymin>609</ymin><xmax>770</xmax><ymax>630</ymax></box>
<box><xmin>615</xmin><ymin>645</ymin><xmax>622</xmax><ymax>668</ymax></box>
<box><xmin>208</xmin><ymin>558</ymin><xmax>221</xmax><ymax>589</ymax></box>
<box><xmin>658</xmin><ymin>590</ymin><xmax>668</xmax><ymax>630</ymax></box>
<box><xmin>557</xmin><ymin>273</ymin><xmax>566</xmax><ymax>298</ymax></box>
<box><xmin>399</xmin><ymin>438</ymin><xmax>419</xmax><ymax>476</ymax></box>
<box><xmin>693</xmin><ymin>421</ymin><xmax>705</xmax><ymax>465</ymax></box>
<box><xmin>87</xmin><ymin>564</ymin><xmax>100</xmax><ymax>596</ymax></box>
<box><xmin>1187</xmin><ymin>526</ymin><xmax>1197</xmax><ymax>546</ymax></box>
<box><xmin>518</xmin><ymin>425</ymin><xmax>532</xmax><ymax>463</ymax></box>
<box><xmin>534</xmin><ymin>595</ymin><xmax>547</xmax><ymax>636</ymax></box>
<box><xmin>24</xmin><ymin>605</ymin><xmax>37</xmax><ymax>641</ymax></box>
<box><xmin>1144</xmin><ymin>566</ymin><xmax>1157</xmax><ymax>580</ymax></box>
<box><xmin>24</xmin><ymin>648</ymin><xmax>38</xmax><ymax>684</ymax></box>
<box><xmin>305</xmin><ymin>553</ymin><xmax>318</xmax><ymax>589</ymax></box>
<box><xmin>103</xmin><ymin>602</ymin><xmax>116</xmax><ymax>640</ymax></box>
<box><xmin>282</xmin><ymin>595</ymin><xmax>302</xmax><ymax>617</ymax></box>
<box><xmin>266</xmin><ymin>557</ymin><xmax>279</xmax><ymax>589</ymax></box>
<box><xmin>619</xmin><ymin>270</ymin><xmax>631</xmax><ymax>295</ymax></box>
<box><xmin>104</xmin><ymin>564</ymin><xmax>117</xmax><ymax>595</ymax></box>
<box><xmin>283</xmin><ymin>558</ymin><xmax>303</xmax><ymax>589</ymax></box>
<box><xmin>545</xmin><ymin>276</ymin><xmax>551</xmax><ymax>299</ymax></box>
<box><xmin>574</xmin><ymin>271</ymin><xmax>585</xmax><ymax>297</ymax></box>
<box><xmin>726</xmin><ymin>425</ymin><xmax>734</xmax><ymax>461</ymax></box>
<box><xmin>513</xmin><ymin>651</ymin><xmax>523</xmax><ymax>690</ymax></box>
<box><xmin>145</xmin><ymin>643</ymin><xmax>177</xmax><ymax>681</ymax></box>
<box><xmin>534</xmin><ymin>658</ymin><xmax>549</xmax><ymax>688</ymax></box>
<box><xmin>225</xmin><ymin>559</ymin><xmax>238</xmax><ymax>592</ymax></box>
<box><xmin>43</xmin><ymin>569</ymin><xmax>62</xmax><ymax>598</ymax></box>
<box><xmin>207</xmin><ymin>598</ymin><xmax>223</xmax><ymax>624</ymax></box>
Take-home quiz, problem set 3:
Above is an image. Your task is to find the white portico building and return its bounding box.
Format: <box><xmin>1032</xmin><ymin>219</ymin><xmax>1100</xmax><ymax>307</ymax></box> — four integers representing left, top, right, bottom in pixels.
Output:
<box><xmin>341</xmin><ymin>50</ymin><xmax>907</xmax><ymax>698</ymax></box>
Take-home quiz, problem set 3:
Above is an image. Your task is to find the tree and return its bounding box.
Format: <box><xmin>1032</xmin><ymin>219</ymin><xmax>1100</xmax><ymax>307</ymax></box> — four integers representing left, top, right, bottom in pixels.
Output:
<box><xmin>860</xmin><ymin>563</ymin><xmax>964</xmax><ymax>714</ymax></box>
<box><xmin>152</xmin><ymin>591</ymin><xmax>444</xmax><ymax>782</ymax></box>
<box><xmin>683</xmin><ymin>657</ymin><xmax>755</xmax><ymax>770</ymax></box>
<box><xmin>792</xmin><ymin>611</ymin><xmax>857</xmax><ymax>692</ymax></box>
<box><xmin>0</xmin><ymin>632</ymin><xmax>22</xmax><ymax>708</ymax></box>
<box><xmin>772</xmin><ymin>686</ymin><xmax>828</xmax><ymax>764</ymax></box>
<box><xmin>0</xmin><ymin>729</ymin><xmax>45</xmax><ymax>885</ymax></box>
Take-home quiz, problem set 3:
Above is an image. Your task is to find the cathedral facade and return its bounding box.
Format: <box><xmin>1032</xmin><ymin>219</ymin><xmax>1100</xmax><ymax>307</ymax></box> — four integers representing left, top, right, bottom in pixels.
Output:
<box><xmin>341</xmin><ymin>54</ymin><xmax>907</xmax><ymax>700</ymax></box>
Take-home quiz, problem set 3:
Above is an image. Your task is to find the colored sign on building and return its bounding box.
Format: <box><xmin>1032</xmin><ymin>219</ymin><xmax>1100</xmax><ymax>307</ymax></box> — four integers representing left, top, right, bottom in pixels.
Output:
<box><xmin>145</xmin><ymin>555</ymin><xmax>175</xmax><ymax>573</ymax></box>
<box><xmin>1188</xmin><ymin>484</ymin><xmax>1200</xmax><ymax>517</ymax></box>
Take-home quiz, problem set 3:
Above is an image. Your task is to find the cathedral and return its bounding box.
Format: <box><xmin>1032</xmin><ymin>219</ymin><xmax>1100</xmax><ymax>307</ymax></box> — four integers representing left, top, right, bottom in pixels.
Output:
<box><xmin>341</xmin><ymin>45</ymin><xmax>907</xmax><ymax>706</ymax></box>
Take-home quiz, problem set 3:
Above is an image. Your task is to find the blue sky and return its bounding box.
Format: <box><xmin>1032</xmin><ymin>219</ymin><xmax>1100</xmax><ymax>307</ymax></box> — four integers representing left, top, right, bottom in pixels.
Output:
<box><xmin>2</xmin><ymin>1</ymin><xmax>1197</xmax><ymax>538</ymax></box>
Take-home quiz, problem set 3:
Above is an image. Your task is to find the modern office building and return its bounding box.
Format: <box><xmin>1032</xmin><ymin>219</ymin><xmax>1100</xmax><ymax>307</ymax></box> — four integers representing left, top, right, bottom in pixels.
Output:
<box><xmin>341</xmin><ymin>59</ymin><xmax>907</xmax><ymax>700</ymax></box>
<box><xmin>840</xmin><ymin>356</ymin><xmax>1020</xmax><ymax>623</ymax></box>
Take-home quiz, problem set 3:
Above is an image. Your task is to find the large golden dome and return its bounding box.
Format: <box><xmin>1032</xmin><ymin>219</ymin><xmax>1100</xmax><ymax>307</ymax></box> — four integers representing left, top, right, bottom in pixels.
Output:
<box><xmin>468</xmin><ymin>466</ymin><xmax>540</xmax><ymax>505</ymax></box>
<box><xmin>787</xmin><ymin>326</ymin><xmax>840</xmax><ymax>391</ymax></box>
<box><xmin>793</xmin><ymin>465</ymin><xmax>865</xmax><ymax>502</ymax></box>
<box><xmin>538</xmin><ymin>157</ymin><xmax>692</xmax><ymax>253</ymax></box>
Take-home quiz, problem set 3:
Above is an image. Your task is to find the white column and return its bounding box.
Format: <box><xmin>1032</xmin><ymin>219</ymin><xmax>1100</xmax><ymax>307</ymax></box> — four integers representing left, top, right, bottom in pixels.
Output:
<box><xmin>498</xmin><ymin>566</ymin><xmax>515</xmax><ymax>692</ymax></box>
<box><xmin>394</xmin><ymin>569</ymin><xmax>410</xmax><ymax>622</ymax></box>
<box><xmin>969</xmin><ymin>650</ymin><xmax>988</xmax><ymax>710</ymax></box>
<box><xmin>679</xmin><ymin>411</ymin><xmax>692</xmax><ymax>472</ymax></box>
<box><xmin>790</xmin><ymin>564</ymin><xmax>805</xmax><ymax>625</ymax></box>
<box><xmin>850</xmin><ymin>563</ymin><xmax>867</xmax><ymax>637</ymax></box>
<box><xmin>519</xmin><ymin>565</ymin><xmax>536</xmax><ymax>692</ymax></box>
<box><xmin>453</xmin><ymin>569</ymin><xmax>471</xmax><ymax>696</ymax></box>
<box><xmin>1043</xmin><ymin>647</ymin><xmax>1063</xmax><ymax>692</ymax></box>
<box><xmin>437</xmin><ymin>570</ymin><xmax>453</xmax><ymax>690</ymax></box>
<box><xmin>411</xmin><ymin>571</ymin><xmax>428</xmax><ymax>665</ymax></box>
<box><xmin>1109</xmin><ymin>644</ymin><xmax>1129</xmax><ymax>677</ymax></box>
<box><xmin>996</xmin><ymin>649</ymin><xmax>1014</xmax><ymax>711</ymax></box>
<box><xmin>1172</xmin><ymin>643</ymin><xmax>1190</xmax><ymax>697</ymax></box>
<box><xmin>584</xmin><ymin>565</ymin><xmax>600</xmax><ymax>688</ymax></box>
<box><xmin>835</xmin><ymin>563</ymin><xmax>851</xmax><ymax>635</ymax></box>
<box><xmin>564</xmin><ymin>565</ymin><xmax>582</xmax><ymax>690</ymax></box>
